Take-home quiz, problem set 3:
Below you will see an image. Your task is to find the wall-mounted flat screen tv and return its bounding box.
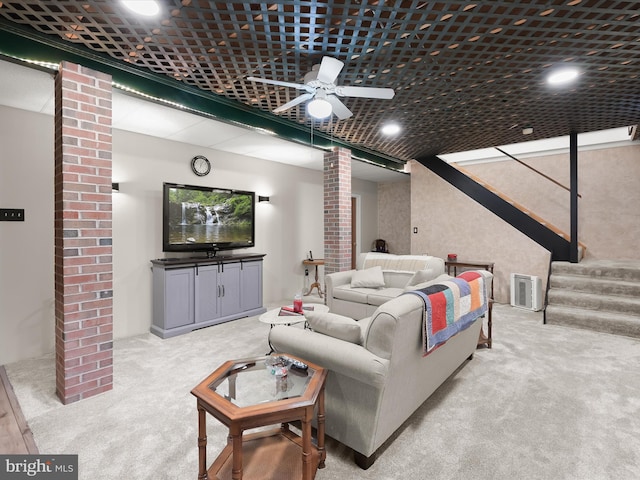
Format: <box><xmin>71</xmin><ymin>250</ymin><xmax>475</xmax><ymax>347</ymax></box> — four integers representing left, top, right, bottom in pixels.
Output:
<box><xmin>163</xmin><ymin>182</ymin><xmax>255</xmax><ymax>255</ymax></box>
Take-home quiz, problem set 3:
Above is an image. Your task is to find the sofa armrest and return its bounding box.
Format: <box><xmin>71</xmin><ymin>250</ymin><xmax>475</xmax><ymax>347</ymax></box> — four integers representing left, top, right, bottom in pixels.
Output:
<box><xmin>269</xmin><ymin>325</ymin><xmax>389</xmax><ymax>388</ymax></box>
<box><xmin>325</xmin><ymin>269</ymin><xmax>356</xmax><ymax>311</ymax></box>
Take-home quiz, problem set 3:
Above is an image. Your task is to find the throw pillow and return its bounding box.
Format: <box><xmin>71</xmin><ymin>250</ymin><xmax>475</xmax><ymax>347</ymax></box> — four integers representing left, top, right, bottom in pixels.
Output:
<box><xmin>406</xmin><ymin>268</ymin><xmax>435</xmax><ymax>287</ymax></box>
<box><xmin>350</xmin><ymin>266</ymin><xmax>385</xmax><ymax>288</ymax></box>
<box><xmin>305</xmin><ymin>311</ymin><xmax>362</xmax><ymax>344</ymax></box>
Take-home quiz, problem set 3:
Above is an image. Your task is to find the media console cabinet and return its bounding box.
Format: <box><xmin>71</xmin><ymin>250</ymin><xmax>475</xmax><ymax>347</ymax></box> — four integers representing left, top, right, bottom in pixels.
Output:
<box><xmin>150</xmin><ymin>254</ymin><xmax>266</xmax><ymax>339</ymax></box>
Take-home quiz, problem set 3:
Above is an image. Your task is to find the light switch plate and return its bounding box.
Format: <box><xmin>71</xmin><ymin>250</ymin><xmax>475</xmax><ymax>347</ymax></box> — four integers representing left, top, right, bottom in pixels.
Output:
<box><xmin>0</xmin><ymin>208</ymin><xmax>25</xmax><ymax>221</ymax></box>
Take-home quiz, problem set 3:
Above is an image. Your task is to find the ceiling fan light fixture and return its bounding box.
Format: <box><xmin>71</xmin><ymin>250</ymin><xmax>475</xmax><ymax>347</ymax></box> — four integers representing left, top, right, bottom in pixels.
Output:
<box><xmin>307</xmin><ymin>98</ymin><xmax>333</xmax><ymax>119</ymax></box>
<box><xmin>121</xmin><ymin>1</ymin><xmax>160</xmax><ymax>16</ymax></box>
<box><xmin>250</xmin><ymin>56</ymin><xmax>393</xmax><ymax>120</ymax></box>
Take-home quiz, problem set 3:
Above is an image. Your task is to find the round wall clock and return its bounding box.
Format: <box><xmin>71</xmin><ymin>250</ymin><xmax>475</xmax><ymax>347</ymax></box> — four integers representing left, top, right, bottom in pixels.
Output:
<box><xmin>191</xmin><ymin>155</ymin><xmax>211</xmax><ymax>176</ymax></box>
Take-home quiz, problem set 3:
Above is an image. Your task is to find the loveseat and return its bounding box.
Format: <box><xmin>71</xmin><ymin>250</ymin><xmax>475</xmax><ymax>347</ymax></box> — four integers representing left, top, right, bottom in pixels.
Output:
<box><xmin>325</xmin><ymin>252</ymin><xmax>446</xmax><ymax>319</ymax></box>
<box><xmin>268</xmin><ymin>271</ymin><xmax>491</xmax><ymax>468</ymax></box>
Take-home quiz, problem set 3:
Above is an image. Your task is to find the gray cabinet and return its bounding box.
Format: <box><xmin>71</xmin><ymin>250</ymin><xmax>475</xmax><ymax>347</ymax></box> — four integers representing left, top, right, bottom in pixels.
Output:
<box><xmin>195</xmin><ymin>261</ymin><xmax>242</xmax><ymax>322</ymax></box>
<box><xmin>218</xmin><ymin>261</ymin><xmax>241</xmax><ymax>318</ymax></box>
<box><xmin>240</xmin><ymin>259</ymin><xmax>263</xmax><ymax>312</ymax></box>
<box><xmin>194</xmin><ymin>264</ymin><xmax>220</xmax><ymax>325</ymax></box>
<box><xmin>151</xmin><ymin>254</ymin><xmax>266</xmax><ymax>338</ymax></box>
<box><xmin>153</xmin><ymin>266</ymin><xmax>195</xmax><ymax>330</ymax></box>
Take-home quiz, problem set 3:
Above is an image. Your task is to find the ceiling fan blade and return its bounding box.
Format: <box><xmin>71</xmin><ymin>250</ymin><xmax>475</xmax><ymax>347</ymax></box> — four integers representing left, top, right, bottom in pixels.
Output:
<box><xmin>316</xmin><ymin>56</ymin><xmax>344</xmax><ymax>84</ymax></box>
<box><xmin>273</xmin><ymin>93</ymin><xmax>315</xmax><ymax>113</ymax></box>
<box><xmin>247</xmin><ymin>76</ymin><xmax>313</xmax><ymax>93</ymax></box>
<box><xmin>335</xmin><ymin>86</ymin><xmax>395</xmax><ymax>99</ymax></box>
<box><xmin>326</xmin><ymin>95</ymin><xmax>353</xmax><ymax>120</ymax></box>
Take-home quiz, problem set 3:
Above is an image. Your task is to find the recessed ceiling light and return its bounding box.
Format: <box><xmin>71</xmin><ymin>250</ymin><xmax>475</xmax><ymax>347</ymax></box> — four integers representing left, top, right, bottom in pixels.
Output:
<box><xmin>381</xmin><ymin>123</ymin><xmax>401</xmax><ymax>135</ymax></box>
<box><xmin>121</xmin><ymin>1</ymin><xmax>160</xmax><ymax>16</ymax></box>
<box><xmin>547</xmin><ymin>68</ymin><xmax>579</xmax><ymax>86</ymax></box>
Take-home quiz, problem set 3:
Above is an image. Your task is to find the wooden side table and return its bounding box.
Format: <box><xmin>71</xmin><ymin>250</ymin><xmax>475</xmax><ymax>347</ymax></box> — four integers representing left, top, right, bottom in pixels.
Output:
<box><xmin>445</xmin><ymin>259</ymin><xmax>494</xmax><ymax>349</ymax></box>
<box><xmin>191</xmin><ymin>355</ymin><xmax>327</xmax><ymax>480</ymax></box>
<box><xmin>302</xmin><ymin>259</ymin><xmax>324</xmax><ymax>298</ymax></box>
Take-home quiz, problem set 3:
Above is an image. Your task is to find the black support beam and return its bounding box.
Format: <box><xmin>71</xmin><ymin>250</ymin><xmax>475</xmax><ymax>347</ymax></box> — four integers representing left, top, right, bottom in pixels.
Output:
<box><xmin>569</xmin><ymin>131</ymin><xmax>579</xmax><ymax>263</ymax></box>
<box><xmin>417</xmin><ymin>155</ymin><xmax>572</xmax><ymax>261</ymax></box>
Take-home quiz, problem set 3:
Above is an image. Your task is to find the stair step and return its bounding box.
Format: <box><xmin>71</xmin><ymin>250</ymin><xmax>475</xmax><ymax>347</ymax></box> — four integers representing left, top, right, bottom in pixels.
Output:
<box><xmin>546</xmin><ymin>305</ymin><xmax>640</xmax><ymax>339</ymax></box>
<box><xmin>550</xmin><ymin>274</ymin><xmax>640</xmax><ymax>297</ymax></box>
<box><xmin>547</xmin><ymin>289</ymin><xmax>640</xmax><ymax>316</ymax></box>
<box><xmin>552</xmin><ymin>261</ymin><xmax>640</xmax><ymax>282</ymax></box>
<box><xmin>547</xmin><ymin>259</ymin><xmax>640</xmax><ymax>339</ymax></box>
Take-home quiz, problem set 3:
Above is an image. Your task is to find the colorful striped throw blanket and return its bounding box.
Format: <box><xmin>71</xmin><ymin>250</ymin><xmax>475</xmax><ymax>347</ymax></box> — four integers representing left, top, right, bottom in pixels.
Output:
<box><xmin>405</xmin><ymin>271</ymin><xmax>488</xmax><ymax>356</ymax></box>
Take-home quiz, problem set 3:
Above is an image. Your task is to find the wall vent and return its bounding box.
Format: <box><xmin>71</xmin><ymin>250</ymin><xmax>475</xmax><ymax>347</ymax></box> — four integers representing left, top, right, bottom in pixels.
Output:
<box><xmin>510</xmin><ymin>273</ymin><xmax>543</xmax><ymax>311</ymax></box>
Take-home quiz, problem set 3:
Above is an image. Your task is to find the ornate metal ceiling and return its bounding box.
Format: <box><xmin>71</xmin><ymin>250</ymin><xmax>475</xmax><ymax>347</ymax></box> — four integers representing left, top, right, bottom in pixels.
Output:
<box><xmin>0</xmin><ymin>1</ymin><xmax>638</xmax><ymax>165</ymax></box>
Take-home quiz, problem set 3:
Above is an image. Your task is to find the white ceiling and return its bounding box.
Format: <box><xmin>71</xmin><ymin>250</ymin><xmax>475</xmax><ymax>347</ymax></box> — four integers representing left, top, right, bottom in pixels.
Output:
<box><xmin>0</xmin><ymin>58</ymin><xmax>409</xmax><ymax>183</ymax></box>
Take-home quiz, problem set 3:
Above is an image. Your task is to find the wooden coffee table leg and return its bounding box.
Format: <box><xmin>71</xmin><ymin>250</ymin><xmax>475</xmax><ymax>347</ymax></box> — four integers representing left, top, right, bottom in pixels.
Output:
<box><xmin>230</xmin><ymin>426</ymin><xmax>243</xmax><ymax>480</ymax></box>
<box><xmin>301</xmin><ymin>411</ymin><xmax>313</xmax><ymax>480</ymax></box>
<box><xmin>197</xmin><ymin>402</ymin><xmax>208</xmax><ymax>480</ymax></box>
<box><xmin>317</xmin><ymin>387</ymin><xmax>326</xmax><ymax>468</ymax></box>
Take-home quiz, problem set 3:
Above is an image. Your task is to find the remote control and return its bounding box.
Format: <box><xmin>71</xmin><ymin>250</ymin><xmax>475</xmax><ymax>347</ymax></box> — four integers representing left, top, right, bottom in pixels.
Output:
<box><xmin>285</xmin><ymin>357</ymin><xmax>308</xmax><ymax>371</ymax></box>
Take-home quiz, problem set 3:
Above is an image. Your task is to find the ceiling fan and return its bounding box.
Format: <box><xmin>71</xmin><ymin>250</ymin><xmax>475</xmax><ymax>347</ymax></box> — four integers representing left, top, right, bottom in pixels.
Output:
<box><xmin>247</xmin><ymin>56</ymin><xmax>395</xmax><ymax>120</ymax></box>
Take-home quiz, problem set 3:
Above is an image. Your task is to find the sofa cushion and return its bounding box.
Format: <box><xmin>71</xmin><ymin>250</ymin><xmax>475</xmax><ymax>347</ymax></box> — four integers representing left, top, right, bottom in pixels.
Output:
<box><xmin>304</xmin><ymin>311</ymin><xmax>362</xmax><ymax>344</ymax></box>
<box><xmin>406</xmin><ymin>268</ymin><xmax>436</xmax><ymax>287</ymax></box>
<box><xmin>333</xmin><ymin>285</ymin><xmax>371</xmax><ymax>303</ymax></box>
<box><xmin>382</xmin><ymin>270</ymin><xmax>415</xmax><ymax>288</ymax></box>
<box><xmin>367</xmin><ymin>288</ymin><xmax>405</xmax><ymax>306</ymax></box>
<box><xmin>350</xmin><ymin>266</ymin><xmax>385</xmax><ymax>288</ymax></box>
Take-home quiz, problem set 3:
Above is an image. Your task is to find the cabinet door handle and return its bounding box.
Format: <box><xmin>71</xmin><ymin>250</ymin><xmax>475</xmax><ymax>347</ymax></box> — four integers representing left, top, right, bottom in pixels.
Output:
<box><xmin>221</xmin><ymin>285</ymin><xmax>225</xmax><ymax>297</ymax></box>
<box><xmin>217</xmin><ymin>285</ymin><xmax>221</xmax><ymax>298</ymax></box>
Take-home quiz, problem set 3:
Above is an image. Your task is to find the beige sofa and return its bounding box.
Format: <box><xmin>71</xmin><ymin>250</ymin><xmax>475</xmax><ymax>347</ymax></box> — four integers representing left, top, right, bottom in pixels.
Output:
<box><xmin>325</xmin><ymin>252</ymin><xmax>446</xmax><ymax>319</ymax></box>
<box><xmin>268</xmin><ymin>274</ymin><xmax>490</xmax><ymax>468</ymax></box>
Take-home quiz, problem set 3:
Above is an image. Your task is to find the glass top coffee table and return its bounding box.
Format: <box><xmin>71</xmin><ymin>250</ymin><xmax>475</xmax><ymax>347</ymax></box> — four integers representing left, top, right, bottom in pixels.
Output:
<box><xmin>191</xmin><ymin>354</ymin><xmax>327</xmax><ymax>480</ymax></box>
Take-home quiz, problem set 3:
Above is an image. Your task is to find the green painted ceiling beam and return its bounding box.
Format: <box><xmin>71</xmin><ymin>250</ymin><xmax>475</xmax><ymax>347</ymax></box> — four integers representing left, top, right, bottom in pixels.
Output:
<box><xmin>0</xmin><ymin>20</ymin><xmax>405</xmax><ymax>171</ymax></box>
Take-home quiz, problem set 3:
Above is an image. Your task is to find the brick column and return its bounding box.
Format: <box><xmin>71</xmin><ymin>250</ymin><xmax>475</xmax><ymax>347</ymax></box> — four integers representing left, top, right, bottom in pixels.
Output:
<box><xmin>54</xmin><ymin>62</ymin><xmax>113</xmax><ymax>404</ymax></box>
<box><xmin>324</xmin><ymin>147</ymin><xmax>352</xmax><ymax>275</ymax></box>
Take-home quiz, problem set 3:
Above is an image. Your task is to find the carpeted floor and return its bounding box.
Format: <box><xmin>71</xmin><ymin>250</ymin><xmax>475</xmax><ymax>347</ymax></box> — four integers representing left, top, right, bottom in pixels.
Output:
<box><xmin>5</xmin><ymin>302</ymin><xmax>640</xmax><ymax>480</ymax></box>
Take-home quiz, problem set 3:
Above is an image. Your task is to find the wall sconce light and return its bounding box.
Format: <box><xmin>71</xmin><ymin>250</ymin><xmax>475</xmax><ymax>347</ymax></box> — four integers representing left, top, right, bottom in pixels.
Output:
<box><xmin>112</xmin><ymin>182</ymin><xmax>120</xmax><ymax>192</ymax></box>
<box><xmin>258</xmin><ymin>195</ymin><xmax>270</xmax><ymax>203</ymax></box>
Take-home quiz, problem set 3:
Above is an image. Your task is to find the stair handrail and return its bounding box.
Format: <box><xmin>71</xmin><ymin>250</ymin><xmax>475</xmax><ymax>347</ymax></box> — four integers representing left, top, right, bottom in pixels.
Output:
<box><xmin>495</xmin><ymin>147</ymin><xmax>582</xmax><ymax>198</ymax></box>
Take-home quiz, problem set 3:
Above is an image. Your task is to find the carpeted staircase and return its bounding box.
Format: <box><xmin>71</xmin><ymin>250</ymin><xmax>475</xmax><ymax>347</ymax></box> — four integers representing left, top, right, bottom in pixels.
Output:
<box><xmin>545</xmin><ymin>260</ymin><xmax>640</xmax><ymax>338</ymax></box>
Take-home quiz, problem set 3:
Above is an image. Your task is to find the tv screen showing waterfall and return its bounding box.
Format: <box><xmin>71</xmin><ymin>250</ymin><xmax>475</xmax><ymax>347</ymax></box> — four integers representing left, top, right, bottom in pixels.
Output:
<box><xmin>162</xmin><ymin>182</ymin><xmax>255</xmax><ymax>254</ymax></box>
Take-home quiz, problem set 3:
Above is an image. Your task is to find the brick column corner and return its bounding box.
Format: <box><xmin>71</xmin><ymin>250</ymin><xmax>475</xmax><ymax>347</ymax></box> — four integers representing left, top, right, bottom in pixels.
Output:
<box><xmin>54</xmin><ymin>61</ymin><xmax>113</xmax><ymax>404</ymax></box>
<box><xmin>324</xmin><ymin>147</ymin><xmax>352</xmax><ymax>275</ymax></box>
